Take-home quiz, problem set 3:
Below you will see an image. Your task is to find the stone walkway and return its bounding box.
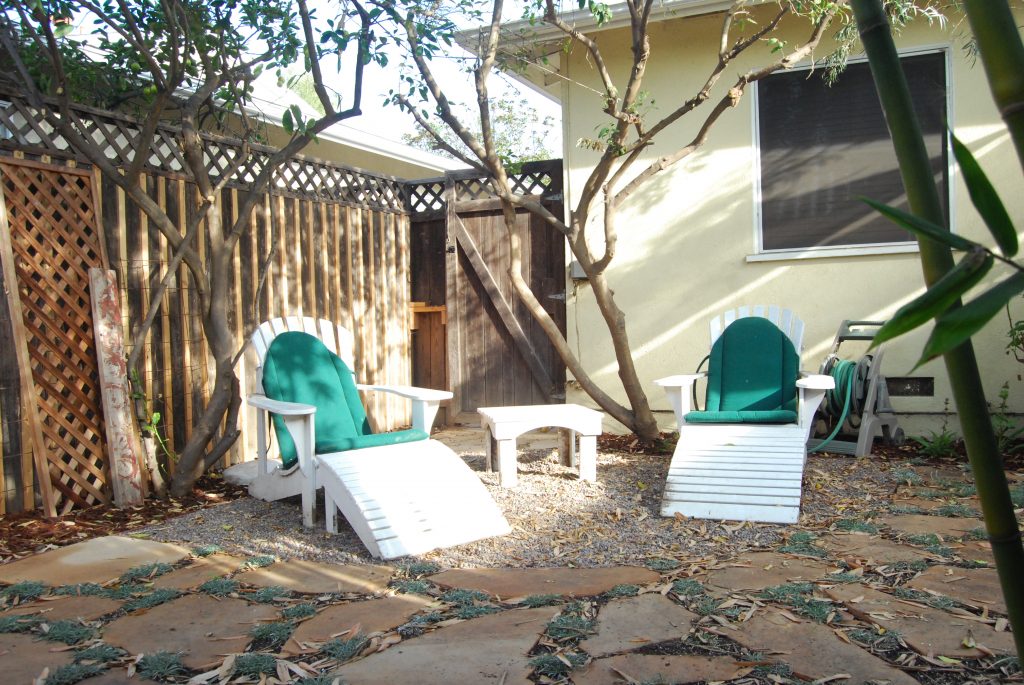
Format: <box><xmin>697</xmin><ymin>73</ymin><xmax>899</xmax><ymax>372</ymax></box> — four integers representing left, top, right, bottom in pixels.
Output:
<box><xmin>0</xmin><ymin>464</ymin><xmax>1020</xmax><ymax>684</ymax></box>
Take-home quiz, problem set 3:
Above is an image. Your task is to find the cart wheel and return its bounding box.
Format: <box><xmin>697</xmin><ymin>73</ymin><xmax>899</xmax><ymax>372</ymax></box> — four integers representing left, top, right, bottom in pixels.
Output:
<box><xmin>885</xmin><ymin>427</ymin><xmax>906</xmax><ymax>446</ymax></box>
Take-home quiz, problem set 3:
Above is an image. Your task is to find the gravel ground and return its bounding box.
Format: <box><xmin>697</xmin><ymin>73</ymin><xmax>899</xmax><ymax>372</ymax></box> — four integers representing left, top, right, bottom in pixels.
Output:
<box><xmin>137</xmin><ymin>428</ymin><xmax>898</xmax><ymax>568</ymax></box>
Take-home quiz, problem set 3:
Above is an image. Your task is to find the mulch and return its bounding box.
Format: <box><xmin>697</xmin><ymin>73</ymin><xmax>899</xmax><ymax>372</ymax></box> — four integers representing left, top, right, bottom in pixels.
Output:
<box><xmin>0</xmin><ymin>475</ymin><xmax>246</xmax><ymax>562</ymax></box>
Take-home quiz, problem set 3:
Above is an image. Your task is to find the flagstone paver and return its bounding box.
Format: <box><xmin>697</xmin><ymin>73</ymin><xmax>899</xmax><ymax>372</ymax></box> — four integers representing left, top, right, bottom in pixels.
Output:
<box><xmin>950</xmin><ymin>540</ymin><xmax>994</xmax><ymax>565</ymax></box>
<box><xmin>285</xmin><ymin>594</ymin><xmax>435</xmax><ymax>655</ymax></box>
<box><xmin>879</xmin><ymin>514</ymin><xmax>983</xmax><ymax>538</ymax></box>
<box><xmin>428</xmin><ymin>567</ymin><xmax>659</xmax><ymax>599</ymax></box>
<box><xmin>1</xmin><ymin>633</ymin><xmax>75</xmax><ymax>683</ymax></box>
<box><xmin>907</xmin><ymin>565</ymin><xmax>1006</xmax><ymax>614</ymax></box>
<box><xmin>579</xmin><ymin>594</ymin><xmax>697</xmax><ymax>657</ymax></box>
<box><xmin>704</xmin><ymin>552</ymin><xmax>832</xmax><ymax>592</ymax></box>
<box><xmin>75</xmin><ymin>668</ymin><xmax>133</xmax><ymax>684</ymax></box>
<box><xmin>731</xmin><ymin>610</ymin><xmax>920</xmax><ymax>685</ymax></box>
<box><xmin>333</xmin><ymin>606</ymin><xmax>559</xmax><ymax>684</ymax></box>
<box><xmin>826</xmin><ymin>584</ymin><xmax>1016</xmax><ymax>657</ymax></box>
<box><xmin>101</xmin><ymin>594</ymin><xmax>278</xmax><ymax>669</ymax></box>
<box><xmin>820</xmin><ymin>534</ymin><xmax>932</xmax><ymax>564</ymax></box>
<box><xmin>574</xmin><ymin>653</ymin><xmax>751</xmax><ymax>685</ymax></box>
<box><xmin>152</xmin><ymin>554</ymin><xmax>247</xmax><ymax>590</ymax></box>
<box><xmin>237</xmin><ymin>560</ymin><xmax>392</xmax><ymax>594</ymax></box>
<box><xmin>0</xmin><ymin>536</ymin><xmax>190</xmax><ymax>586</ymax></box>
<box><xmin>5</xmin><ymin>594</ymin><xmax>122</xmax><ymax>622</ymax></box>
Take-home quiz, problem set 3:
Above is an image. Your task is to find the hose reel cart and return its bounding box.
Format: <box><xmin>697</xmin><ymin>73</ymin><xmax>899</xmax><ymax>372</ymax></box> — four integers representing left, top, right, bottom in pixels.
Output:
<box><xmin>808</xmin><ymin>320</ymin><xmax>904</xmax><ymax>457</ymax></box>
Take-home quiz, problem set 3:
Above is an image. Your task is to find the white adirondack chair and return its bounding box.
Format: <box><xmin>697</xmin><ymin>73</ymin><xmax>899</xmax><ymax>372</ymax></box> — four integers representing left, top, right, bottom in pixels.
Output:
<box><xmin>655</xmin><ymin>306</ymin><xmax>833</xmax><ymax>524</ymax></box>
<box><xmin>225</xmin><ymin>316</ymin><xmax>510</xmax><ymax>558</ymax></box>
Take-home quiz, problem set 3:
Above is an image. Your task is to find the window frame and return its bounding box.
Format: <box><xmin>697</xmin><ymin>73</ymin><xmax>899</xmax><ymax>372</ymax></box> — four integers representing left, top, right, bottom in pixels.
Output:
<box><xmin>749</xmin><ymin>45</ymin><xmax>955</xmax><ymax>263</ymax></box>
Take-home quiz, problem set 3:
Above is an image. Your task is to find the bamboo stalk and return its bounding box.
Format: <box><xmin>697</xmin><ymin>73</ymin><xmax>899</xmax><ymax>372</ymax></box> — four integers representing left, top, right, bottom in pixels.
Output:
<box><xmin>852</xmin><ymin>0</ymin><xmax>1024</xmax><ymax>659</ymax></box>
<box><xmin>963</xmin><ymin>0</ymin><xmax>1024</xmax><ymax>169</ymax></box>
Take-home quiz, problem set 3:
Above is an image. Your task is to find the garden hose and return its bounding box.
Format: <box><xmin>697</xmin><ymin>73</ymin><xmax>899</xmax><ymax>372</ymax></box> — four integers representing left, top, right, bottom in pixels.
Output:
<box><xmin>809</xmin><ymin>355</ymin><xmax>875</xmax><ymax>453</ymax></box>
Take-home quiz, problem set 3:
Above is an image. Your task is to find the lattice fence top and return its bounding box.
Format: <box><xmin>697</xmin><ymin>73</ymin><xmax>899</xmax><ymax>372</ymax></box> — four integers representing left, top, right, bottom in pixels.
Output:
<box><xmin>407</xmin><ymin>160</ymin><xmax>563</xmax><ymax>215</ymax></box>
<box><xmin>0</xmin><ymin>91</ymin><xmax>407</xmax><ymax>213</ymax></box>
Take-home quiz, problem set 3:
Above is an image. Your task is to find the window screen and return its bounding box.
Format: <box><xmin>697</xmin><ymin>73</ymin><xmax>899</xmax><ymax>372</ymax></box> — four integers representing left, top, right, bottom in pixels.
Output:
<box><xmin>757</xmin><ymin>52</ymin><xmax>948</xmax><ymax>251</ymax></box>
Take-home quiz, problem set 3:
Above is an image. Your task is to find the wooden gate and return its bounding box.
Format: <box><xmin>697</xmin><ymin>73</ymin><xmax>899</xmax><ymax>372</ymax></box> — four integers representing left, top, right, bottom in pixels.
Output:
<box><xmin>409</xmin><ymin>161</ymin><xmax>566</xmax><ymax>423</ymax></box>
<box><xmin>0</xmin><ymin>158</ymin><xmax>109</xmax><ymax>516</ymax></box>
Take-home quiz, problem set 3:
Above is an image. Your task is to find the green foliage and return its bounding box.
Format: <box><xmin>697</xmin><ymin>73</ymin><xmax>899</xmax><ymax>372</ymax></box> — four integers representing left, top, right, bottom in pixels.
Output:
<box><xmin>52</xmin><ymin>583</ymin><xmax>108</xmax><ymax>597</ymax></box>
<box><xmin>399</xmin><ymin>561</ymin><xmax>441</xmax><ymax>578</ymax></box>
<box><xmin>440</xmin><ymin>588</ymin><xmax>491</xmax><ymax>606</ymax></box>
<box><xmin>0</xmin><ymin>614</ymin><xmax>42</xmax><ymax>633</ymax></box>
<box><xmin>119</xmin><ymin>563</ymin><xmax>173</xmax><ymax>583</ymax></box>
<box><xmin>834</xmin><ymin>519</ymin><xmax>879</xmax><ymax>534</ymax></box>
<box><xmin>604</xmin><ymin>584</ymin><xmax>639</xmax><ymax>598</ymax></box>
<box><xmin>889</xmin><ymin>504</ymin><xmax>926</xmax><ymax>515</ymax></box>
<box><xmin>250</xmin><ymin>586</ymin><xmax>291</xmax><ymax>603</ymax></box>
<box><xmin>934</xmin><ymin>503</ymin><xmax>980</xmax><ymax>517</ymax></box>
<box><xmin>991</xmin><ymin>382</ymin><xmax>1024</xmax><ymax>453</ymax></box>
<box><xmin>192</xmin><ymin>544</ymin><xmax>222</xmax><ymax>557</ymax></box>
<box><xmin>520</xmin><ymin>594</ymin><xmax>563</xmax><ymax>608</ymax></box>
<box><xmin>779</xmin><ymin>531</ymin><xmax>827</xmax><ymax>558</ymax></box>
<box><xmin>391</xmin><ymin>579</ymin><xmax>432</xmax><ymax>595</ymax></box>
<box><xmin>199</xmin><ymin>578</ymin><xmax>239</xmax><ymax>596</ymax></box>
<box><xmin>44</xmin><ymin>663</ymin><xmax>106</xmax><ymax>685</ymax></box>
<box><xmin>849</xmin><ymin>627</ymin><xmax>904</xmax><ymax>651</ymax></box>
<box><xmin>912</xmin><ymin>426</ymin><xmax>960</xmax><ymax>459</ymax></box>
<box><xmin>233</xmin><ymin>653</ymin><xmax>277</xmax><ymax>677</ymax></box>
<box><xmin>906</xmin><ymin>533</ymin><xmax>942</xmax><ymax>546</ymax></box>
<box><xmin>893</xmin><ymin>587</ymin><xmax>957</xmax><ymax>609</ymax></box>
<box><xmin>40</xmin><ymin>620</ymin><xmax>93</xmax><ymax>645</ymax></box>
<box><xmin>645</xmin><ymin>558</ymin><xmax>680</xmax><ymax>572</ymax></box>
<box><xmin>758</xmin><ymin>583</ymin><xmax>814</xmax><ymax>602</ymax></box>
<box><xmin>890</xmin><ymin>468</ymin><xmax>924</xmax><ymax>485</ymax></box>
<box><xmin>529</xmin><ymin>652</ymin><xmax>586</xmax><ymax>677</ymax></box>
<box><xmin>73</xmin><ymin>644</ymin><xmax>126</xmax><ymax>663</ymax></box>
<box><xmin>322</xmin><ymin>634</ymin><xmax>367</xmax><ymax>662</ymax></box>
<box><xmin>454</xmin><ymin>605</ymin><xmax>501</xmax><ymax>619</ymax></box>
<box><xmin>250</xmin><ymin>621</ymin><xmax>294</xmax><ymax>649</ymax></box>
<box><xmin>545</xmin><ymin>614</ymin><xmax>594</xmax><ymax>641</ymax></box>
<box><xmin>123</xmin><ymin>588</ymin><xmax>181</xmax><ymax>612</ymax></box>
<box><xmin>866</xmin><ymin>135</ymin><xmax>1024</xmax><ymax>364</ymax></box>
<box><xmin>244</xmin><ymin>555</ymin><xmax>276</xmax><ymax>569</ymax></box>
<box><xmin>282</xmin><ymin>603</ymin><xmax>317</xmax><ymax>620</ymax></box>
<box><xmin>671</xmin><ymin>579</ymin><xmax>705</xmax><ymax>597</ymax></box>
<box><xmin>826</xmin><ymin>571</ymin><xmax>863</xmax><ymax>584</ymax></box>
<box><xmin>136</xmin><ymin>651</ymin><xmax>187</xmax><ymax>680</ymax></box>
<box><xmin>1</xmin><ymin>580</ymin><xmax>47</xmax><ymax>602</ymax></box>
<box><xmin>410</xmin><ymin>611</ymin><xmax>445</xmax><ymax>624</ymax></box>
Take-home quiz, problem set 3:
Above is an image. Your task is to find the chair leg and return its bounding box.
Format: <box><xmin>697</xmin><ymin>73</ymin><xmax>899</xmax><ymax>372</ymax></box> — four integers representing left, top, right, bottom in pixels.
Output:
<box><xmin>325</xmin><ymin>491</ymin><xmax>338</xmax><ymax>534</ymax></box>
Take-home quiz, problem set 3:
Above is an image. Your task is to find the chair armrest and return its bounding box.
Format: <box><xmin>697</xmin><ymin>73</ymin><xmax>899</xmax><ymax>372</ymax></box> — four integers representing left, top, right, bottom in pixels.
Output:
<box><xmin>247</xmin><ymin>394</ymin><xmax>317</xmax><ymax>416</ymax></box>
<box><xmin>356</xmin><ymin>384</ymin><xmax>453</xmax><ymax>402</ymax></box>
<box><xmin>354</xmin><ymin>384</ymin><xmax>451</xmax><ymax>433</ymax></box>
<box><xmin>654</xmin><ymin>374</ymin><xmax>706</xmax><ymax>430</ymax></box>
<box><xmin>797</xmin><ymin>375</ymin><xmax>835</xmax><ymax>391</ymax></box>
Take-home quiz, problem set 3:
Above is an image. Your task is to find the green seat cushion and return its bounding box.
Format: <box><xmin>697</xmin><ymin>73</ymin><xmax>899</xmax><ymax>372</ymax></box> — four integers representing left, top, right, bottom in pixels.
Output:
<box><xmin>688</xmin><ymin>317</ymin><xmax>799</xmax><ymax>426</ymax></box>
<box><xmin>684</xmin><ymin>409</ymin><xmax>798</xmax><ymax>424</ymax></box>
<box><xmin>260</xmin><ymin>331</ymin><xmax>427</xmax><ymax>467</ymax></box>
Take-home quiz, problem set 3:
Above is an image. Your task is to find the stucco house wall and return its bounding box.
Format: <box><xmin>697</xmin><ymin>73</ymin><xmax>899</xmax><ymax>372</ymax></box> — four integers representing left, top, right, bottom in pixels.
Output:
<box><xmin>555</xmin><ymin>6</ymin><xmax>1024</xmax><ymax>434</ymax></box>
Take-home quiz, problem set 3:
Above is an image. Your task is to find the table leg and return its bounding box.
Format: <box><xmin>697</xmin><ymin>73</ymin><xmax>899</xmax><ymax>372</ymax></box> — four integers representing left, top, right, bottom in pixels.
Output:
<box><xmin>496</xmin><ymin>438</ymin><xmax>518</xmax><ymax>487</ymax></box>
<box><xmin>578</xmin><ymin>434</ymin><xmax>597</xmax><ymax>482</ymax></box>
<box><xmin>484</xmin><ymin>426</ymin><xmax>494</xmax><ymax>472</ymax></box>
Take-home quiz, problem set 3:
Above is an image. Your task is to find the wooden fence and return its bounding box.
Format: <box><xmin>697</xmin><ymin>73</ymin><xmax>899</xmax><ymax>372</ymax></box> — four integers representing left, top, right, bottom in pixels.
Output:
<box><xmin>0</xmin><ymin>93</ymin><xmax>412</xmax><ymax>514</ymax></box>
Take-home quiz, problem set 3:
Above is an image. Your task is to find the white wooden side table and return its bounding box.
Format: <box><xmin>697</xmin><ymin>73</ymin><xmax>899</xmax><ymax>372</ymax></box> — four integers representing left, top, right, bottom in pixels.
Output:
<box><xmin>477</xmin><ymin>404</ymin><xmax>604</xmax><ymax>487</ymax></box>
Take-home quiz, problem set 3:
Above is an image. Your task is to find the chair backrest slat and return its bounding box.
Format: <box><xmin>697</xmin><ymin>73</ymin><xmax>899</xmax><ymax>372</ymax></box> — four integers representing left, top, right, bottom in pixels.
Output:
<box><xmin>710</xmin><ymin>306</ymin><xmax>804</xmax><ymax>353</ymax></box>
<box><xmin>251</xmin><ymin>317</ymin><xmax>356</xmax><ymax>394</ymax></box>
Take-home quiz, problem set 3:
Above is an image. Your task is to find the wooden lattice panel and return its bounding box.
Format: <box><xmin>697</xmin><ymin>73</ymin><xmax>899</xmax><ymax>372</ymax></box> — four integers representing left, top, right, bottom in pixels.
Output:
<box><xmin>407</xmin><ymin>160</ymin><xmax>564</xmax><ymax>217</ymax></box>
<box><xmin>0</xmin><ymin>91</ymin><xmax>407</xmax><ymax>213</ymax></box>
<box><xmin>0</xmin><ymin>159</ymin><xmax>110</xmax><ymax>514</ymax></box>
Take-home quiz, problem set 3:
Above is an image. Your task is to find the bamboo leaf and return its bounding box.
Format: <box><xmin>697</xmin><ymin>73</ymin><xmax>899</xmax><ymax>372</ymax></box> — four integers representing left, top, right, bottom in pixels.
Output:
<box><xmin>951</xmin><ymin>134</ymin><xmax>1017</xmax><ymax>257</ymax></box>
<box><xmin>862</xmin><ymin>198</ymin><xmax>977</xmax><ymax>251</ymax></box>
<box><xmin>918</xmin><ymin>271</ymin><xmax>1024</xmax><ymax>365</ymax></box>
<box><xmin>872</xmin><ymin>249</ymin><xmax>993</xmax><ymax>347</ymax></box>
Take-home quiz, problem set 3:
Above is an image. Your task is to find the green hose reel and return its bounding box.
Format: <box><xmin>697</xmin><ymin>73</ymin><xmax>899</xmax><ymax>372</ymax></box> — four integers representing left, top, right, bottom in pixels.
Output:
<box><xmin>808</xmin><ymin>321</ymin><xmax>904</xmax><ymax>456</ymax></box>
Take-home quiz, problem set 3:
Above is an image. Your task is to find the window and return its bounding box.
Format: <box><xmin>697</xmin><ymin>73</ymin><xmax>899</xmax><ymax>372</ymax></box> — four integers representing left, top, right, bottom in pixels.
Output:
<box><xmin>756</xmin><ymin>51</ymin><xmax>949</xmax><ymax>254</ymax></box>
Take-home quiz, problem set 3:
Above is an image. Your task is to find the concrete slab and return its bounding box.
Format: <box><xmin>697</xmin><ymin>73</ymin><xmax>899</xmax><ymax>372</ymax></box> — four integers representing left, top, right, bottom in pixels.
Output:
<box><xmin>907</xmin><ymin>565</ymin><xmax>1006</xmax><ymax>614</ymax></box>
<box><xmin>0</xmin><ymin>537</ymin><xmax>190</xmax><ymax>587</ymax></box>
<box><xmin>151</xmin><ymin>554</ymin><xmax>247</xmax><ymax>591</ymax></box>
<box><xmin>826</xmin><ymin>584</ymin><xmax>1016</xmax><ymax>657</ymax></box>
<box><xmin>732</xmin><ymin>610</ymin><xmax>919</xmax><ymax>685</ymax></box>
<box><xmin>820</xmin><ymin>534</ymin><xmax>931</xmax><ymax>565</ymax></box>
<box><xmin>334</xmin><ymin>606</ymin><xmax>559</xmax><ymax>684</ymax></box>
<box><xmin>101</xmin><ymin>594</ymin><xmax>278</xmax><ymax>669</ymax></box>
<box><xmin>574</xmin><ymin>654</ymin><xmax>751</xmax><ymax>685</ymax></box>
<box><xmin>237</xmin><ymin>560</ymin><xmax>392</xmax><ymax>595</ymax></box>
<box><xmin>705</xmin><ymin>552</ymin><xmax>832</xmax><ymax>592</ymax></box>
<box><xmin>5</xmin><ymin>595</ymin><xmax>122</xmax><ymax>622</ymax></box>
<box><xmin>879</xmin><ymin>515</ymin><xmax>983</xmax><ymax>538</ymax></box>
<box><xmin>0</xmin><ymin>633</ymin><xmax>75</xmax><ymax>684</ymax></box>
<box><xmin>579</xmin><ymin>594</ymin><xmax>697</xmax><ymax>657</ymax></box>
<box><xmin>285</xmin><ymin>595</ymin><xmax>435</xmax><ymax>655</ymax></box>
<box><xmin>428</xmin><ymin>567</ymin><xmax>659</xmax><ymax>600</ymax></box>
